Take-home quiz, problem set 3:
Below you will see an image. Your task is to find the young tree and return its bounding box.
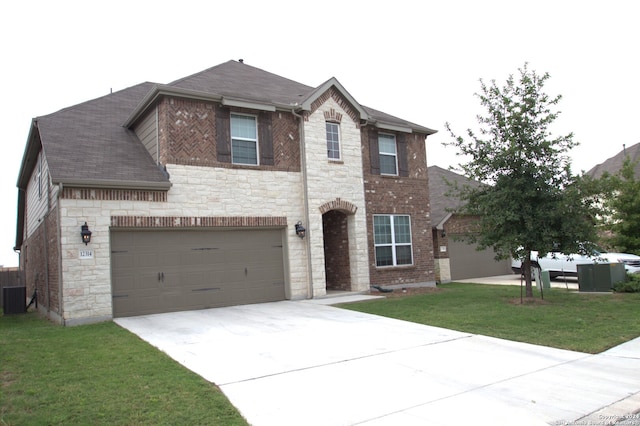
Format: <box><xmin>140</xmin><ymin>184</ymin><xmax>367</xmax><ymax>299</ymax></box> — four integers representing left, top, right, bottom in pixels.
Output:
<box><xmin>602</xmin><ymin>158</ymin><xmax>640</xmax><ymax>255</ymax></box>
<box><xmin>445</xmin><ymin>64</ymin><xmax>600</xmax><ymax>297</ymax></box>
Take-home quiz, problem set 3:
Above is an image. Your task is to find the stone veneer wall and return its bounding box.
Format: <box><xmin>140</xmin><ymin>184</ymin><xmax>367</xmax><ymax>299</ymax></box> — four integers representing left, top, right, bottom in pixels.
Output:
<box><xmin>432</xmin><ymin>227</ymin><xmax>450</xmax><ymax>283</ymax></box>
<box><xmin>303</xmin><ymin>96</ymin><xmax>370</xmax><ymax>295</ymax></box>
<box><xmin>58</xmin><ymin>166</ymin><xmax>306</xmax><ymax>324</ymax></box>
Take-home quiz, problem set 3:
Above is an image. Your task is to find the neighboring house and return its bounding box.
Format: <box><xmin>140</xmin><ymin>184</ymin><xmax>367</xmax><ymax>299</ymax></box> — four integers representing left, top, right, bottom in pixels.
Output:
<box><xmin>587</xmin><ymin>142</ymin><xmax>640</xmax><ymax>179</ymax></box>
<box><xmin>15</xmin><ymin>60</ymin><xmax>437</xmax><ymax>325</ymax></box>
<box><xmin>428</xmin><ymin>166</ymin><xmax>511</xmax><ymax>282</ymax></box>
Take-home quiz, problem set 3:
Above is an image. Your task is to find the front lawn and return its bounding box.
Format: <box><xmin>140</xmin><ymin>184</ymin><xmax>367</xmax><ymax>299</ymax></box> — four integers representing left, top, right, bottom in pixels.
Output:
<box><xmin>340</xmin><ymin>282</ymin><xmax>640</xmax><ymax>354</ymax></box>
<box><xmin>0</xmin><ymin>313</ymin><xmax>248</xmax><ymax>425</ymax></box>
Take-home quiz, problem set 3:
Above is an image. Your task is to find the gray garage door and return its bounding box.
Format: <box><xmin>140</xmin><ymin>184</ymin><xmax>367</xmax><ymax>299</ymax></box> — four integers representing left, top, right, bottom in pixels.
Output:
<box><xmin>448</xmin><ymin>238</ymin><xmax>511</xmax><ymax>280</ymax></box>
<box><xmin>111</xmin><ymin>229</ymin><xmax>285</xmax><ymax>317</ymax></box>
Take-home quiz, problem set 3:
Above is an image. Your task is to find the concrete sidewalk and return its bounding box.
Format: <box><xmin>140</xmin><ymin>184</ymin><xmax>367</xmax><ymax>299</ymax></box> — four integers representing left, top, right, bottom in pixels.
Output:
<box><xmin>116</xmin><ymin>297</ymin><xmax>640</xmax><ymax>426</ymax></box>
<box><xmin>455</xmin><ymin>273</ymin><xmax>580</xmax><ymax>290</ymax></box>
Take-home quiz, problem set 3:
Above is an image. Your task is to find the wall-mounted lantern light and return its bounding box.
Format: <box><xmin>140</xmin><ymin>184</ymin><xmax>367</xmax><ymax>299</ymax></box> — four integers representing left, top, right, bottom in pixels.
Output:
<box><xmin>295</xmin><ymin>221</ymin><xmax>306</xmax><ymax>239</ymax></box>
<box><xmin>441</xmin><ymin>229</ymin><xmax>446</xmax><ymax>238</ymax></box>
<box><xmin>81</xmin><ymin>222</ymin><xmax>92</xmax><ymax>245</ymax></box>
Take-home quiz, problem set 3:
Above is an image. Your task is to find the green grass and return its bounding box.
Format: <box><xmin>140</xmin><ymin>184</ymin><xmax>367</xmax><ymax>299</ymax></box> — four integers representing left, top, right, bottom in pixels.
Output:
<box><xmin>0</xmin><ymin>313</ymin><xmax>248</xmax><ymax>426</ymax></box>
<box><xmin>341</xmin><ymin>283</ymin><xmax>640</xmax><ymax>354</ymax></box>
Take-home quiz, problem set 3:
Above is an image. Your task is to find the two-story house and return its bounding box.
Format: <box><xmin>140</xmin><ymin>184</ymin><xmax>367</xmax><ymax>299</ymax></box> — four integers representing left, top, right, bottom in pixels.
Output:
<box><xmin>15</xmin><ymin>60</ymin><xmax>437</xmax><ymax>325</ymax></box>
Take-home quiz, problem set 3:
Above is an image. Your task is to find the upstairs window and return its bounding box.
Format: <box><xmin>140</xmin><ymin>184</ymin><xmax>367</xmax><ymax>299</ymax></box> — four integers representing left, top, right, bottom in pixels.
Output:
<box><xmin>231</xmin><ymin>114</ymin><xmax>258</xmax><ymax>165</ymax></box>
<box><xmin>374</xmin><ymin>215</ymin><xmax>413</xmax><ymax>267</ymax></box>
<box><xmin>378</xmin><ymin>133</ymin><xmax>398</xmax><ymax>175</ymax></box>
<box><xmin>326</xmin><ymin>122</ymin><xmax>341</xmax><ymax>160</ymax></box>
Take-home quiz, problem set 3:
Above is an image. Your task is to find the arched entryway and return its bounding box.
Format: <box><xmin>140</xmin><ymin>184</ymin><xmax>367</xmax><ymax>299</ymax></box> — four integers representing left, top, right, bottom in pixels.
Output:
<box><xmin>322</xmin><ymin>210</ymin><xmax>351</xmax><ymax>291</ymax></box>
<box><xmin>319</xmin><ymin>198</ymin><xmax>358</xmax><ymax>292</ymax></box>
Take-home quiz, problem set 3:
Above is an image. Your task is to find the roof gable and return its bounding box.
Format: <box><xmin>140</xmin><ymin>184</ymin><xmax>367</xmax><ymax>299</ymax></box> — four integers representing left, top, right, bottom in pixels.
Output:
<box><xmin>24</xmin><ymin>82</ymin><xmax>170</xmax><ymax>190</ymax></box>
<box><xmin>587</xmin><ymin>142</ymin><xmax>640</xmax><ymax>179</ymax></box>
<box><xmin>428</xmin><ymin>166</ymin><xmax>482</xmax><ymax>227</ymax></box>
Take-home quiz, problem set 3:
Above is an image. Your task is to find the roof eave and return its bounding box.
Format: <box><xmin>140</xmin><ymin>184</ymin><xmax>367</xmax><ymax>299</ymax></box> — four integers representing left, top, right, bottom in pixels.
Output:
<box><xmin>435</xmin><ymin>212</ymin><xmax>453</xmax><ymax>230</ymax></box>
<box><xmin>372</xmin><ymin>120</ymin><xmax>438</xmax><ymax>136</ymax></box>
<box><xmin>54</xmin><ymin>178</ymin><xmax>172</xmax><ymax>191</ymax></box>
<box><xmin>123</xmin><ymin>85</ymin><xmax>226</xmax><ymax>127</ymax></box>
<box><xmin>124</xmin><ymin>85</ymin><xmax>295</xmax><ymax>127</ymax></box>
<box><xmin>16</xmin><ymin>120</ymin><xmax>41</xmax><ymax>189</ymax></box>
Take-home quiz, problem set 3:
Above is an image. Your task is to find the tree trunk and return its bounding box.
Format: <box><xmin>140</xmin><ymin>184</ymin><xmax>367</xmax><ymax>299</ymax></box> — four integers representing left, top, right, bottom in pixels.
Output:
<box><xmin>523</xmin><ymin>254</ymin><xmax>534</xmax><ymax>298</ymax></box>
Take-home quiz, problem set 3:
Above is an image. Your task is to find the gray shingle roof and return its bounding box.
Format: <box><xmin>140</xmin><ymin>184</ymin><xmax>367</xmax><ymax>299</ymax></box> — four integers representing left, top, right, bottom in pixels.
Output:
<box><xmin>586</xmin><ymin>142</ymin><xmax>640</xmax><ymax>179</ymax></box>
<box><xmin>21</xmin><ymin>60</ymin><xmax>436</xmax><ymax>191</ymax></box>
<box><xmin>28</xmin><ymin>82</ymin><xmax>170</xmax><ymax>189</ymax></box>
<box><xmin>169</xmin><ymin>60</ymin><xmax>315</xmax><ymax>106</ymax></box>
<box><xmin>15</xmin><ymin>82</ymin><xmax>171</xmax><ymax>249</ymax></box>
<box><xmin>428</xmin><ymin>166</ymin><xmax>481</xmax><ymax>227</ymax></box>
<box><xmin>168</xmin><ymin>60</ymin><xmax>436</xmax><ymax>134</ymax></box>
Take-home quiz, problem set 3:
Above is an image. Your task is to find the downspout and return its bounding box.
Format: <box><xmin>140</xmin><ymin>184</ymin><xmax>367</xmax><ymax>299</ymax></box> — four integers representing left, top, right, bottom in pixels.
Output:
<box><xmin>42</xmin><ymin>156</ymin><xmax>51</xmax><ymax>313</ymax></box>
<box><xmin>155</xmin><ymin>105</ymin><xmax>159</xmax><ymax>164</ymax></box>
<box><xmin>291</xmin><ymin>108</ymin><xmax>314</xmax><ymax>299</ymax></box>
<box><xmin>57</xmin><ymin>182</ymin><xmax>64</xmax><ymax>321</ymax></box>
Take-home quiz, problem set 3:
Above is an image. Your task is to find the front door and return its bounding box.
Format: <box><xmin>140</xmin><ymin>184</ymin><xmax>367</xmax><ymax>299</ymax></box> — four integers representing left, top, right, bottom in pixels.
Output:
<box><xmin>322</xmin><ymin>210</ymin><xmax>351</xmax><ymax>291</ymax></box>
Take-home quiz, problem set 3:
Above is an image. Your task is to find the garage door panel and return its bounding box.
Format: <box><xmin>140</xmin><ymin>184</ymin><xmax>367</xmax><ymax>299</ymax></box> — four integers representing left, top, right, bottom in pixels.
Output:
<box><xmin>111</xmin><ymin>229</ymin><xmax>286</xmax><ymax>317</ymax></box>
<box><xmin>111</xmin><ymin>251</ymin><xmax>133</xmax><ymax>269</ymax></box>
<box><xmin>112</xmin><ymin>274</ymin><xmax>134</xmax><ymax>294</ymax></box>
<box><xmin>448</xmin><ymin>238</ymin><xmax>511</xmax><ymax>280</ymax></box>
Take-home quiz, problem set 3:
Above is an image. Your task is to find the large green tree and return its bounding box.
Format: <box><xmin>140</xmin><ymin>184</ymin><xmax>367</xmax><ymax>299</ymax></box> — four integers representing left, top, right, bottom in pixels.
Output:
<box><xmin>445</xmin><ymin>64</ymin><xmax>601</xmax><ymax>297</ymax></box>
<box><xmin>602</xmin><ymin>158</ymin><xmax>640</xmax><ymax>255</ymax></box>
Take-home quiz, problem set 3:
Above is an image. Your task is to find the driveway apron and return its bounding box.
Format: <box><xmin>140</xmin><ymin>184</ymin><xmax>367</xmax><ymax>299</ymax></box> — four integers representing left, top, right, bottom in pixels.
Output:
<box><xmin>115</xmin><ymin>299</ymin><xmax>640</xmax><ymax>426</ymax></box>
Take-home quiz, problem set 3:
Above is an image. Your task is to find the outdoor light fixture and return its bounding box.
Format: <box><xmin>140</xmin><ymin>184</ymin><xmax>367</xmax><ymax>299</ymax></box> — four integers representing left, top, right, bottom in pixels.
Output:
<box><xmin>295</xmin><ymin>221</ymin><xmax>306</xmax><ymax>239</ymax></box>
<box><xmin>441</xmin><ymin>229</ymin><xmax>446</xmax><ymax>238</ymax></box>
<box><xmin>81</xmin><ymin>222</ymin><xmax>92</xmax><ymax>245</ymax></box>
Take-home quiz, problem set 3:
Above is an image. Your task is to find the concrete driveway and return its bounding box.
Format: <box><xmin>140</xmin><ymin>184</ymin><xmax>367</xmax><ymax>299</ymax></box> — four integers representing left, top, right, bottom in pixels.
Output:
<box><xmin>115</xmin><ymin>297</ymin><xmax>640</xmax><ymax>426</ymax></box>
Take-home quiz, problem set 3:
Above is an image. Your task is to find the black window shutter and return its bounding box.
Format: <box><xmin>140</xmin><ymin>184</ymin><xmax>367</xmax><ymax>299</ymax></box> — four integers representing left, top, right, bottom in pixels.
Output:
<box><xmin>397</xmin><ymin>133</ymin><xmax>409</xmax><ymax>177</ymax></box>
<box><xmin>369</xmin><ymin>128</ymin><xmax>380</xmax><ymax>175</ymax></box>
<box><xmin>216</xmin><ymin>106</ymin><xmax>231</xmax><ymax>163</ymax></box>
<box><xmin>259</xmin><ymin>111</ymin><xmax>274</xmax><ymax>166</ymax></box>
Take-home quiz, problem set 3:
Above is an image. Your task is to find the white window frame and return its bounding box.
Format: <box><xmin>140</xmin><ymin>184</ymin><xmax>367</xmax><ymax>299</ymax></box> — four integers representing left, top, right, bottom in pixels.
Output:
<box><xmin>230</xmin><ymin>113</ymin><xmax>259</xmax><ymax>165</ymax></box>
<box><xmin>326</xmin><ymin>122</ymin><xmax>341</xmax><ymax>160</ymax></box>
<box><xmin>378</xmin><ymin>133</ymin><xmax>398</xmax><ymax>175</ymax></box>
<box><xmin>373</xmin><ymin>214</ymin><xmax>413</xmax><ymax>267</ymax></box>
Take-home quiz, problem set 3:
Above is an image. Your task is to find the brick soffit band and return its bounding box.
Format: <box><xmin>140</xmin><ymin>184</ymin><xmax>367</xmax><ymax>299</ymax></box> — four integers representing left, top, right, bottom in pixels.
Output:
<box><xmin>110</xmin><ymin>216</ymin><xmax>287</xmax><ymax>228</ymax></box>
<box><xmin>62</xmin><ymin>187</ymin><xmax>167</xmax><ymax>202</ymax></box>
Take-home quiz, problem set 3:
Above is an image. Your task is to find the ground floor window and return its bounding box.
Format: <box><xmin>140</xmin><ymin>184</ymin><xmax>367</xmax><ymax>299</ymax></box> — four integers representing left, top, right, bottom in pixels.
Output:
<box><xmin>373</xmin><ymin>214</ymin><xmax>413</xmax><ymax>266</ymax></box>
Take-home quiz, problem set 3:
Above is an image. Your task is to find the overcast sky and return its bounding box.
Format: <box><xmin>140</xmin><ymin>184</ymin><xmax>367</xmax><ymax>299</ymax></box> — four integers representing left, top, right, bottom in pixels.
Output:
<box><xmin>1</xmin><ymin>0</ymin><xmax>638</xmax><ymax>267</ymax></box>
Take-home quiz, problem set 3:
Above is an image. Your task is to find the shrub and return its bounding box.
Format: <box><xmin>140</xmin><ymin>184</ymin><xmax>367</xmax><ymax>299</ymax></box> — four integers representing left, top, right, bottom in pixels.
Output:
<box><xmin>613</xmin><ymin>273</ymin><xmax>640</xmax><ymax>293</ymax></box>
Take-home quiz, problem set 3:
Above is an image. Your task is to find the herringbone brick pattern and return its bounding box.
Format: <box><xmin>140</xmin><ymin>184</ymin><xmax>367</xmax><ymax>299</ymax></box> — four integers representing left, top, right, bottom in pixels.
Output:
<box><xmin>272</xmin><ymin>112</ymin><xmax>300</xmax><ymax>171</ymax></box>
<box><xmin>158</xmin><ymin>97</ymin><xmax>301</xmax><ymax>171</ymax></box>
<box><xmin>159</xmin><ymin>98</ymin><xmax>217</xmax><ymax>165</ymax></box>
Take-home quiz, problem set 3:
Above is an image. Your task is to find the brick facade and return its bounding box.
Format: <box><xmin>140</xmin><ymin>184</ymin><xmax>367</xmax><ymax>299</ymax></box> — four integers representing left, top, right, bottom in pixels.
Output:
<box><xmin>434</xmin><ymin>214</ymin><xmax>480</xmax><ymax>262</ymax></box>
<box><xmin>21</xmin><ymin>206</ymin><xmax>60</xmax><ymax>316</ymax></box>
<box><xmin>444</xmin><ymin>214</ymin><xmax>481</xmax><ymax>235</ymax></box>
<box><xmin>157</xmin><ymin>98</ymin><xmax>301</xmax><ymax>172</ymax></box>
<box><xmin>362</xmin><ymin>131</ymin><xmax>435</xmax><ymax>287</ymax></box>
<box><xmin>19</xmin><ymin>69</ymin><xmax>437</xmax><ymax>324</ymax></box>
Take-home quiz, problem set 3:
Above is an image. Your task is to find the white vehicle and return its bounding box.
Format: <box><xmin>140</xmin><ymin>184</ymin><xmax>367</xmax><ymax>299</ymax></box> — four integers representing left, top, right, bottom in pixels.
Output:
<box><xmin>511</xmin><ymin>250</ymin><xmax>640</xmax><ymax>278</ymax></box>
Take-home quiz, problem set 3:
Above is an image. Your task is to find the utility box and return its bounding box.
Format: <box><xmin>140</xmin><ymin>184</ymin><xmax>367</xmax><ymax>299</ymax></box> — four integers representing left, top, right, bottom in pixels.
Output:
<box><xmin>609</xmin><ymin>263</ymin><xmax>626</xmax><ymax>287</ymax></box>
<box><xmin>540</xmin><ymin>270</ymin><xmax>551</xmax><ymax>289</ymax></box>
<box><xmin>2</xmin><ymin>286</ymin><xmax>26</xmax><ymax>314</ymax></box>
<box><xmin>577</xmin><ymin>263</ymin><xmax>622</xmax><ymax>292</ymax></box>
